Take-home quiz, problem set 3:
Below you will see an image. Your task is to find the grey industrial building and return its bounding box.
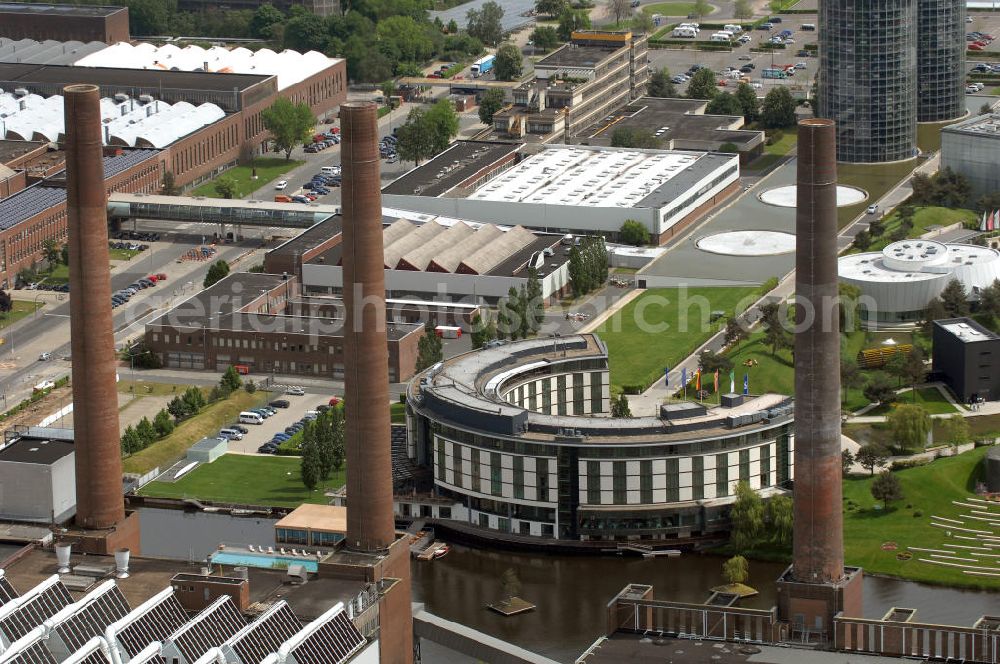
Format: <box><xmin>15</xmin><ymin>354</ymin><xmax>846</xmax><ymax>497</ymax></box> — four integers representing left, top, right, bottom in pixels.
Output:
<box><xmin>931</xmin><ymin>317</ymin><xmax>1000</xmax><ymax>403</ymax></box>
<box><xmin>819</xmin><ymin>0</ymin><xmax>964</xmax><ymax>162</ymax></box>
<box><xmin>0</xmin><ymin>427</ymin><xmax>77</xmax><ymax>523</ymax></box>
<box><xmin>941</xmin><ymin>113</ymin><xmax>1000</xmax><ymax>200</ymax></box>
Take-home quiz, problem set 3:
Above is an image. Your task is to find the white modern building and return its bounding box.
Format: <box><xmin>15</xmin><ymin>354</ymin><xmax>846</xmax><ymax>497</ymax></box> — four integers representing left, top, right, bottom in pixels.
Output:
<box><xmin>382</xmin><ymin>144</ymin><xmax>740</xmax><ymax>245</ymax></box>
<box><xmin>839</xmin><ymin>239</ymin><xmax>1000</xmax><ymax>324</ymax></box>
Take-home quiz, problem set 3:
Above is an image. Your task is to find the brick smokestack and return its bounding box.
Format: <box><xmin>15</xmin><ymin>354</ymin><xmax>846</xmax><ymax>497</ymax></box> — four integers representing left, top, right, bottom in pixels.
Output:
<box><xmin>341</xmin><ymin>101</ymin><xmax>395</xmax><ymax>551</ymax></box>
<box><xmin>792</xmin><ymin>118</ymin><xmax>844</xmax><ymax>584</ymax></box>
<box><xmin>64</xmin><ymin>84</ymin><xmax>126</xmax><ymax>530</ymax></box>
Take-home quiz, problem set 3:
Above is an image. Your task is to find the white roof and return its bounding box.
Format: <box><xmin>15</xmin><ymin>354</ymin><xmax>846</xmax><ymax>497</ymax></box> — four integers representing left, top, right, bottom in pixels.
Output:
<box><xmin>467</xmin><ymin>145</ymin><xmax>700</xmax><ymax>209</ymax></box>
<box><xmin>839</xmin><ymin>241</ymin><xmax>1000</xmax><ymax>283</ymax></box>
<box><xmin>73</xmin><ymin>43</ymin><xmax>341</xmax><ymax>91</ymax></box>
<box><xmin>0</xmin><ymin>92</ymin><xmax>224</xmax><ymax>147</ymax></box>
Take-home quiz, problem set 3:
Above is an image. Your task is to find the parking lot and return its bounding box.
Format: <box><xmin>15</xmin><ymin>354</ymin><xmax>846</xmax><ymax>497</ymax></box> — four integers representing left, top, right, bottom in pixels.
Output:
<box><xmin>648</xmin><ymin>16</ymin><xmax>819</xmax><ymax>97</ymax></box>
<box><xmin>223</xmin><ymin>391</ymin><xmax>334</xmax><ymax>455</ymax></box>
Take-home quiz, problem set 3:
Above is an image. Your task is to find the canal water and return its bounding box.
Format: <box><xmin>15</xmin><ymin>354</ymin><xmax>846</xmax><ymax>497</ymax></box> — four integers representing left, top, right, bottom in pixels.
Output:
<box><xmin>139</xmin><ymin>507</ymin><xmax>1000</xmax><ymax>663</ymax></box>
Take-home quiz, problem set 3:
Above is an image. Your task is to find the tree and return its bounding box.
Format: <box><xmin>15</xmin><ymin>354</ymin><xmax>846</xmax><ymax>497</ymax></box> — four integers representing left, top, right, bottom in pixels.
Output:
<box><xmin>161</xmin><ymin>170</ymin><xmax>179</xmax><ymax>195</ymax></box>
<box><xmin>840</xmin><ymin>356</ymin><xmax>862</xmax><ymax>403</ymax></box>
<box><xmin>524</xmin><ymin>267</ymin><xmax>544</xmax><ymax>337</ymax></box>
<box><xmin>733</xmin><ymin>0</ymin><xmax>753</xmax><ymax>19</ymax></box>
<box><xmin>300</xmin><ymin>440</ymin><xmax>321</xmax><ymax>491</ymax></box>
<box><xmin>763</xmin><ymin>309</ymin><xmax>790</xmax><ymax>355</ymax></box>
<box><xmin>734</xmin><ymin>82</ymin><xmax>759</xmax><ymax>122</ymax></box>
<box><xmin>262</xmin><ymin>98</ymin><xmax>315</xmax><ymax>160</ymax></box>
<box><xmin>244</xmin><ymin>380</ymin><xmax>257</xmax><ymax>394</ymax></box>
<box><xmin>282</xmin><ymin>14</ymin><xmax>328</xmax><ymax>51</ymax></box>
<box><xmin>500</xmin><ymin>568</ymin><xmax>521</xmax><ymax>600</ymax></box>
<box><xmin>42</xmin><ymin>238</ymin><xmax>60</xmax><ymax>267</ymax></box>
<box><xmin>396</xmin><ymin>108</ymin><xmax>435</xmax><ymax>165</ymax></box>
<box><xmin>631</xmin><ymin>10</ymin><xmax>654</xmax><ymax>33</ymax></box>
<box><xmin>494</xmin><ymin>42</ymin><xmax>522</xmax><ymax>81</ymax></box>
<box><xmin>530</xmin><ymin>25</ymin><xmax>560</xmax><ymax>50</ymax></box>
<box><xmin>213</xmin><ymin>176</ymin><xmax>237</xmax><ymax>200</ymax></box>
<box><xmin>221</xmin><ymin>365</ymin><xmax>242</xmax><ymax>393</ymax></box>
<box><xmin>203</xmin><ymin>259</ymin><xmax>230</xmax><ymax>288</ymax></box>
<box><xmin>536</xmin><ymin>0</ymin><xmax>567</xmax><ymax>17</ymax></box>
<box><xmin>556</xmin><ymin>8</ymin><xmax>590</xmax><ymax>40</ymax></box>
<box><xmin>416</xmin><ymin>322</ymin><xmax>444</xmax><ymax>371</ymax></box>
<box><xmin>687</xmin><ymin>68</ymin><xmax>718</xmax><ymax>100</ymax></box>
<box><xmin>698</xmin><ymin>349</ymin><xmax>733</xmax><ymax>375</ymax></box>
<box><xmin>760</xmin><ymin>86</ymin><xmax>796</xmax><ymax>128</ymax></box>
<box><xmin>766</xmin><ymin>494</ymin><xmax>793</xmax><ymax>546</ymax></box>
<box><xmin>692</xmin><ymin>0</ymin><xmax>712</xmax><ymax>17</ymax></box>
<box><xmin>467</xmin><ymin>0</ymin><xmax>504</xmax><ymax>45</ymax></box>
<box><xmin>842</xmin><ymin>448</ymin><xmax>855</xmax><ymax>476</ymax></box>
<box><xmin>610</xmin><ymin>126</ymin><xmax>661</xmax><ymax>149</ymax></box>
<box><xmin>729</xmin><ymin>480</ymin><xmax>764</xmax><ymax>551</ymax></box>
<box><xmin>136</xmin><ymin>416</ymin><xmax>157</xmax><ymax>448</ymax></box>
<box><xmin>153</xmin><ymin>408</ymin><xmax>174</xmax><ymax>438</ymax></box>
<box><xmin>120</xmin><ymin>426</ymin><xmax>142</xmax><ymax>456</ymax></box>
<box><xmin>619</xmin><ymin>219</ymin><xmax>648</xmax><ymax>246</ymax></box>
<box><xmin>940</xmin><ymin>278</ymin><xmax>969</xmax><ymax>317</ymax></box>
<box><xmin>647</xmin><ymin>67</ymin><xmax>677</xmax><ymax>98</ymax></box>
<box><xmin>922</xmin><ymin>296</ymin><xmax>948</xmax><ymax>334</ymax></box>
<box><xmin>863</xmin><ymin>374</ymin><xmax>896</xmax><ymax>406</ymax></box>
<box><xmin>725</xmin><ymin>317</ymin><xmax>749</xmax><ymax>349</ymax></box>
<box><xmin>887</xmin><ymin>403</ymin><xmax>930</xmax><ymax>453</ymax></box>
<box><xmin>706</xmin><ymin>92</ymin><xmax>743</xmax><ymax>116</ymax></box>
<box><xmin>424</xmin><ymin>99</ymin><xmax>460</xmax><ymax>155</ymax></box>
<box><xmin>470</xmin><ymin>310</ymin><xmax>498</xmax><ymax>349</ymax></box>
<box><xmin>868</xmin><ymin>216</ymin><xmax>885</xmax><ymax>237</ymax></box>
<box><xmin>376</xmin><ymin>16</ymin><xmax>436</xmax><ymax>67</ymax></box>
<box><xmin>839</xmin><ymin>282</ymin><xmax>862</xmax><ymax>333</ymax></box>
<box><xmin>939</xmin><ymin>413</ymin><xmax>970</xmax><ymax>451</ymax></box>
<box><xmin>167</xmin><ymin>396</ymin><xmax>189</xmax><ymax>420</ymax></box>
<box><xmin>980</xmin><ymin>279</ymin><xmax>1000</xmax><ymax>320</ymax></box>
<box><xmin>856</xmin><ymin>443</ymin><xmax>889</xmax><ymax>476</ymax></box>
<box><xmin>478</xmin><ymin>88</ymin><xmax>506</xmax><ymax>125</ymax></box>
<box><xmin>722</xmin><ymin>555</ymin><xmax>749</xmax><ymax>585</ymax></box>
<box><xmin>249</xmin><ymin>3</ymin><xmax>285</xmax><ymax>39</ymax></box>
<box><xmin>901</xmin><ymin>346</ymin><xmax>925</xmax><ymax>397</ymax></box>
<box><xmin>871</xmin><ymin>471</ymin><xmax>904</xmax><ymax>510</ymax></box>
<box><xmin>61</xmin><ymin>244</ymin><xmax>70</xmax><ymax>267</ymax></box>
<box><xmin>127</xmin><ymin>0</ymin><xmax>173</xmax><ymax>35</ymax></box>
<box><xmin>0</xmin><ymin>291</ymin><xmax>10</xmax><ymax>316</ymax></box>
<box><xmin>447</xmin><ymin>18</ymin><xmax>459</xmax><ymax>33</ymax></box>
<box><xmin>606</xmin><ymin>0</ymin><xmax>631</xmax><ymax>25</ymax></box>
<box><xmin>851</xmin><ymin>229</ymin><xmax>871</xmax><ymax>251</ymax></box>
<box><xmin>611</xmin><ymin>393</ymin><xmax>632</xmax><ymax>417</ymax></box>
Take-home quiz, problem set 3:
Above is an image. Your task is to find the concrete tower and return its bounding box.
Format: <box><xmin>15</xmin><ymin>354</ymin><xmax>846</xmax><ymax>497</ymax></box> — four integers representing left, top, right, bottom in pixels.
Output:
<box><xmin>339</xmin><ymin>101</ymin><xmax>413</xmax><ymax>664</ymax></box>
<box><xmin>776</xmin><ymin>119</ymin><xmax>862</xmax><ymax>640</ymax></box>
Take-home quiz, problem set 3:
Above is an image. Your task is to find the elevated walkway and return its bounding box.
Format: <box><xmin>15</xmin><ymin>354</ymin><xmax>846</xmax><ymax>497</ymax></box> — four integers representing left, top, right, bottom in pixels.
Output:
<box><xmin>108</xmin><ymin>192</ymin><xmax>338</xmax><ymax>229</ymax></box>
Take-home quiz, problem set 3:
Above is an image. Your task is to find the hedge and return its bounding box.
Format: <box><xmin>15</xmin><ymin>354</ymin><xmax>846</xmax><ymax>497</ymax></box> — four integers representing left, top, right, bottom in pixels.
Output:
<box><xmin>648</xmin><ymin>39</ymin><xmax>733</xmax><ymax>51</ymax></box>
<box><xmin>0</xmin><ymin>375</ymin><xmax>69</xmax><ymax>422</ymax></box>
<box><xmin>968</xmin><ymin>51</ymin><xmax>1000</xmax><ymax>60</ymax></box>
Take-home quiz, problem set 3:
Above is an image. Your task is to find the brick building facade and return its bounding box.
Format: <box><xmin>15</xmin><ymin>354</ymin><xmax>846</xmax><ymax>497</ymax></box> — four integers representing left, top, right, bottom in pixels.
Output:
<box><xmin>0</xmin><ymin>4</ymin><xmax>130</xmax><ymax>44</ymax></box>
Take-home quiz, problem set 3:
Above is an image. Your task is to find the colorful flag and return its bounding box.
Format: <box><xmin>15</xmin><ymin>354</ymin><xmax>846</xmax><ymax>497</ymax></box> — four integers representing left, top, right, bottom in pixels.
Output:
<box><xmin>982</xmin><ymin>210</ymin><xmax>989</xmax><ymax>232</ymax></box>
<box><xmin>743</xmin><ymin>373</ymin><xmax>749</xmax><ymax>395</ymax></box>
<box><xmin>729</xmin><ymin>370</ymin><xmax>735</xmax><ymax>394</ymax></box>
<box><xmin>990</xmin><ymin>210</ymin><xmax>996</xmax><ymax>232</ymax></box>
<box><xmin>696</xmin><ymin>370</ymin><xmax>702</xmax><ymax>392</ymax></box>
<box><xmin>682</xmin><ymin>367</ymin><xmax>687</xmax><ymax>388</ymax></box>
<box><xmin>713</xmin><ymin>369</ymin><xmax>719</xmax><ymax>393</ymax></box>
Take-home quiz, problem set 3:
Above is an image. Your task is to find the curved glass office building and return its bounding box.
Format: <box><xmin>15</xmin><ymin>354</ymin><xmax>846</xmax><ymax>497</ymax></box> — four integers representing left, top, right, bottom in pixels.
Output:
<box><xmin>818</xmin><ymin>0</ymin><xmax>918</xmax><ymax>162</ymax></box>
<box><xmin>917</xmin><ymin>0</ymin><xmax>966</xmax><ymax>122</ymax></box>
<box><xmin>404</xmin><ymin>334</ymin><xmax>795</xmax><ymax>546</ymax></box>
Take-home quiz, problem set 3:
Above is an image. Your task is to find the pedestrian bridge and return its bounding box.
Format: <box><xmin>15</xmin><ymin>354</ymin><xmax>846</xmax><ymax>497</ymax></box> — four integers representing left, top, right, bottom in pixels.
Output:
<box><xmin>107</xmin><ymin>192</ymin><xmax>339</xmax><ymax>229</ymax></box>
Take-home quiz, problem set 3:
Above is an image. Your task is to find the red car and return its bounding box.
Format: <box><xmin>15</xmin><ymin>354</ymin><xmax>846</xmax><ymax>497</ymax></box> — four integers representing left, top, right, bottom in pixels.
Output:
<box><xmin>970</xmin><ymin>44</ymin><xmax>985</xmax><ymax>50</ymax></box>
<box><xmin>329</xmin><ymin>397</ymin><xmax>341</xmax><ymax>407</ymax></box>
<box><xmin>156</xmin><ymin>273</ymin><xmax>167</xmax><ymax>280</ymax></box>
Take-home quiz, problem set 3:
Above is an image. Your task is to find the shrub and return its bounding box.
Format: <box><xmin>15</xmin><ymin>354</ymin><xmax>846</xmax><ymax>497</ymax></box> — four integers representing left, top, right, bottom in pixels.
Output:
<box><xmin>890</xmin><ymin>457</ymin><xmax>931</xmax><ymax>471</ymax></box>
<box><xmin>622</xmin><ymin>384</ymin><xmax>644</xmax><ymax>395</ymax></box>
<box><xmin>913</xmin><ymin>510</ymin><xmax>923</xmax><ymax>518</ymax></box>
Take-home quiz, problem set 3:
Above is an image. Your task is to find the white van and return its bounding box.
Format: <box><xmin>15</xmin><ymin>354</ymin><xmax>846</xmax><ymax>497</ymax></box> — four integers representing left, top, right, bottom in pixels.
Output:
<box><xmin>724</xmin><ymin>24</ymin><xmax>743</xmax><ymax>33</ymax></box>
<box><xmin>710</xmin><ymin>32</ymin><xmax>732</xmax><ymax>42</ymax></box>
<box><xmin>219</xmin><ymin>428</ymin><xmax>244</xmax><ymax>440</ymax></box>
<box><xmin>679</xmin><ymin>22</ymin><xmax>699</xmax><ymax>30</ymax></box>
<box><xmin>672</xmin><ymin>27</ymin><xmax>697</xmax><ymax>37</ymax></box>
<box><xmin>239</xmin><ymin>411</ymin><xmax>264</xmax><ymax>425</ymax></box>
<box><xmin>320</xmin><ymin>165</ymin><xmax>341</xmax><ymax>175</ymax></box>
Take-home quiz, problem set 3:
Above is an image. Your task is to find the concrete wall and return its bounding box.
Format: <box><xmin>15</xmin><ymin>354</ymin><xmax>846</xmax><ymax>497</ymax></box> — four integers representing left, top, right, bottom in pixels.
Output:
<box><xmin>0</xmin><ymin>454</ymin><xmax>76</xmax><ymax>523</ymax></box>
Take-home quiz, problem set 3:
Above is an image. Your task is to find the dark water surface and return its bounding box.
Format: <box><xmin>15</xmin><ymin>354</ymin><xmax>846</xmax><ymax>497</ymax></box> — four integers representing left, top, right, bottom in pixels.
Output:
<box><xmin>139</xmin><ymin>508</ymin><xmax>1000</xmax><ymax>663</ymax></box>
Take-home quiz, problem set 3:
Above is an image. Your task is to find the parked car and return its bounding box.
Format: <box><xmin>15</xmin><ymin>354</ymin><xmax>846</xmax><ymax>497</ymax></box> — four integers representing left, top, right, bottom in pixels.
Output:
<box><xmin>38</xmin><ymin>352</ymin><xmax>52</xmax><ymax>361</ymax></box>
<box><xmin>270</xmin><ymin>399</ymin><xmax>291</xmax><ymax>408</ymax></box>
<box><xmin>257</xmin><ymin>443</ymin><xmax>278</xmax><ymax>454</ymax></box>
<box><xmin>274</xmin><ymin>180</ymin><xmax>288</xmax><ymax>190</ymax></box>
<box><xmin>286</xmin><ymin>386</ymin><xmax>306</xmax><ymax>396</ymax></box>
<box><xmin>232</xmin><ymin>424</ymin><xmax>249</xmax><ymax>434</ymax></box>
<box><xmin>866</xmin><ymin>204</ymin><xmax>879</xmax><ymax>215</ymax></box>
<box><xmin>758</xmin><ymin>22</ymin><xmax>773</xmax><ymax>30</ymax></box>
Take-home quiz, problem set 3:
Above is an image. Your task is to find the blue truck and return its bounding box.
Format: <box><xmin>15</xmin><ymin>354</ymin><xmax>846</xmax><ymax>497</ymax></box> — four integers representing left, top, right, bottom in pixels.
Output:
<box><xmin>471</xmin><ymin>54</ymin><xmax>495</xmax><ymax>77</ymax></box>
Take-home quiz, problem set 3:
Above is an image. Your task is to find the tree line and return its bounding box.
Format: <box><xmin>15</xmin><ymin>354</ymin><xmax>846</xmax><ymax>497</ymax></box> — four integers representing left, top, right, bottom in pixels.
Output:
<box><xmin>300</xmin><ymin>405</ymin><xmax>346</xmax><ymax>490</ymax></box>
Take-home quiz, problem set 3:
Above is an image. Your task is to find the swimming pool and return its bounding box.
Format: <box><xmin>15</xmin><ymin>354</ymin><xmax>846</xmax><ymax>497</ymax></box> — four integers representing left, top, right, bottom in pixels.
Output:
<box><xmin>210</xmin><ymin>550</ymin><xmax>319</xmax><ymax>572</ymax></box>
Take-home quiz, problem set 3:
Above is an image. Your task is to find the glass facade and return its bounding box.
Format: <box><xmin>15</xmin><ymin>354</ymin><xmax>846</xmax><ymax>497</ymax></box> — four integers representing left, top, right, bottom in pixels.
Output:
<box><xmin>917</xmin><ymin>0</ymin><xmax>965</xmax><ymax>122</ymax></box>
<box><xmin>819</xmin><ymin>0</ymin><xmax>918</xmax><ymax>162</ymax></box>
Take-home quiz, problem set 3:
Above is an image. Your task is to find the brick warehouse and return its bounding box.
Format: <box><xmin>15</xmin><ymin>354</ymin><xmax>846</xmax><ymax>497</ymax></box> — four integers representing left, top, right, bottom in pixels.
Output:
<box><xmin>0</xmin><ymin>3</ymin><xmax>130</xmax><ymax>44</ymax></box>
<box><xmin>144</xmin><ymin>273</ymin><xmax>424</xmax><ymax>383</ymax></box>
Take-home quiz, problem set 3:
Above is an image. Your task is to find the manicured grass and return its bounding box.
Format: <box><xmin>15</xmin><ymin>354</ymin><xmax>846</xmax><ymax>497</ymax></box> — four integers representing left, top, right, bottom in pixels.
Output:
<box><xmin>0</xmin><ymin>300</ymin><xmax>44</xmax><ymax>330</ymax></box>
<box><xmin>836</xmin><ymin>160</ymin><xmax>916</xmax><ymax>229</ymax></box>
<box><xmin>141</xmin><ymin>454</ymin><xmax>345</xmax><ymax>507</ymax></box>
<box><xmin>763</xmin><ymin>127</ymin><xmax>798</xmax><ymax>156</ymax></box>
<box><xmin>866</xmin><ymin>386</ymin><xmax>958</xmax><ymax>417</ymax></box>
<box><xmin>190</xmin><ymin>158</ymin><xmax>304</xmax><ymax>199</ymax></box>
<box><xmin>117</xmin><ymin>381</ymin><xmax>194</xmax><ymax>397</ymax></box>
<box><xmin>858</xmin><ymin>206</ymin><xmax>978</xmax><ymax>253</ymax></box>
<box><xmin>109</xmin><ymin>248</ymin><xmax>141</xmax><ymax>261</ymax></box>
<box><xmin>842</xmin><ymin>446</ymin><xmax>995</xmax><ymax>589</ymax></box>
<box><xmin>598</xmin><ymin>287</ymin><xmax>758</xmax><ymax>391</ymax></box>
<box><xmin>724</xmin><ymin>330</ymin><xmax>868</xmax><ymax>407</ymax></box>
<box><xmin>391</xmin><ymin>401</ymin><xmax>406</xmax><ymax>423</ymax></box>
<box><xmin>643</xmin><ymin>2</ymin><xmax>698</xmax><ymax>15</ymax></box>
<box><xmin>123</xmin><ymin>391</ymin><xmax>263</xmax><ymax>474</ymax></box>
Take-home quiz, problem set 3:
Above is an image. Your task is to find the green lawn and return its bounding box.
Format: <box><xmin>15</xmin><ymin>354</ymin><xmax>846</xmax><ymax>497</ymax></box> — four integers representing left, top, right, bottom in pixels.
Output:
<box><xmin>858</xmin><ymin>206</ymin><xmax>978</xmax><ymax>253</ymax></box>
<box><xmin>866</xmin><ymin>386</ymin><xmax>958</xmax><ymax>416</ymax></box>
<box><xmin>724</xmin><ymin>330</ymin><xmax>868</xmax><ymax>407</ymax></box>
<box><xmin>141</xmin><ymin>454</ymin><xmax>345</xmax><ymax>507</ymax></box>
<box><xmin>109</xmin><ymin>247</ymin><xmax>141</xmax><ymax>261</ymax></box>
<box><xmin>843</xmin><ymin>446</ymin><xmax>995</xmax><ymax>589</ymax></box>
<box><xmin>764</xmin><ymin>127</ymin><xmax>798</xmax><ymax>156</ymax></box>
<box><xmin>0</xmin><ymin>300</ymin><xmax>44</xmax><ymax>330</ymax></box>
<box><xmin>123</xmin><ymin>391</ymin><xmax>263</xmax><ymax>474</ymax></box>
<box><xmin>598</xmin><ymin>287</ymin><xmax>758</xmax><ymax>391</ymax></box>
<box><xmin>391</xmin><ymin>401</ymin><xmax>406</xmax><ymax>423</ymax></box>
<box><xmin>643</xmin><ymin>2</ymin><xmax>698</xmax><ymax>15</ymax></box>
<box><xmin>836</xmin><ymin>160</ymin><xmax>917</xmax><ymax>229</ymax></box>
<box><xmin>190</xmin><ymin>158</ymin><xmax>305</xmax><ymax>199</ymax></box>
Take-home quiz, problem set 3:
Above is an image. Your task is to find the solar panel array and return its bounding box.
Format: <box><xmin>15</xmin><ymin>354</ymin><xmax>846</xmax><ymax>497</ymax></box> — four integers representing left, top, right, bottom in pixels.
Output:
<box><xmin>164</xmin><ymin>597</ymin><xmax>245</xmax><ymax>664</ymax></box>
<box><xmin>224</xmin><ymin>602</ymin><xmax>300</xmax><ymax>664</ymax></box>
<box><xmin>51</xmin><ymin>582</ymin><xmax>130</xmax><ymax>654</ymax></box>
<box><xmin>287</xmin><ymin>610</ymin><xmax>366</xmax><ymax>664</ymax></box>
<box><xmin>0</xmin><ymin>186</ymin><xmax>67</xmax><ymax>231</ymax></box>
<box><xmin>0</xmin><ymin>573</ymin><xmax>368</xmax><ymax>664</ymax></box>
